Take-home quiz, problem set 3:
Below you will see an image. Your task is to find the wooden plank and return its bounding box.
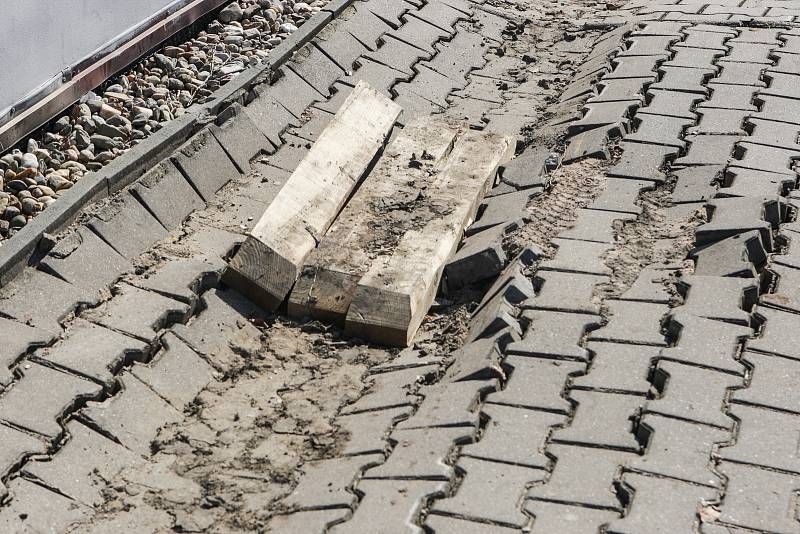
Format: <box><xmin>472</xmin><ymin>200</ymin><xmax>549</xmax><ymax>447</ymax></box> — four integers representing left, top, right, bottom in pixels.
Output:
<box><xmin>287</xmin><ymin>117</ymin><xmax>461</xmax><ymax>323</ymax></box>
<box><xmin>223</xmin><ymin>81</ymin><xmax>402</xmax><ymax>310</ymax></box>
<box><xmin>345</xmin><ymin>129</ymin><xmax>516</xmax><ymax>346</ymax></box>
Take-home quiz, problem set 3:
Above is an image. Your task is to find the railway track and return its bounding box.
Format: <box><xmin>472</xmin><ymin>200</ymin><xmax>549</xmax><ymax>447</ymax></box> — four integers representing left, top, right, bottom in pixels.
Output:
<box><xmin>1</xmin><ymin>0</ymin><xmax>800</xmax><ymax>532</ymax></box>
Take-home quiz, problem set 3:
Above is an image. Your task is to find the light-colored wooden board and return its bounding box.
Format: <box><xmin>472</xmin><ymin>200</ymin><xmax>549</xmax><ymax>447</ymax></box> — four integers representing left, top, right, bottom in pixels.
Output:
<box><xmin>287</xmin><ymin>117</ymin><xmax>461</xmax><ymax>323</ymax></box>
<box><xmin>223</xmin><ymin>81</ymin><xmax>402</xmax><ymax>310</ymax></box>
<box><xmin>345</xmin><ymin>129</ymin><xmax>516</xmax><ymax>346</ymax></box>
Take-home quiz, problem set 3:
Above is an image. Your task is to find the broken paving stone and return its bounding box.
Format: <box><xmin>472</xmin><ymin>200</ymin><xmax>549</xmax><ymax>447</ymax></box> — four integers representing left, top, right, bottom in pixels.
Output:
<box><xmin>499</xmin><ymin>147</ymin><xmax>555</xmax><ymax>189</ymax></box>
<box><xmin>467</xmin><ymin>189</ymin><xmax>538</xmax><ymax>236</ymax></box>
<box><xmin>444</xmin><ymin>220</ymin><xmax>520</xmax><ymax>292</ymax></box>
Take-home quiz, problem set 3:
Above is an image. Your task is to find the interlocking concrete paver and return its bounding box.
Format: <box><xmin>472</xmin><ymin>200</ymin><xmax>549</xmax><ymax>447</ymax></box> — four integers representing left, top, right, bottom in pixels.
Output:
<box><xmin>559</xmin><ymin>209</ymin><xmax>636</xmax><ymax>244</ymax></box>
<box><xmin>735</xmin><ymin>350</ymin><xmax>800</xmax><ymax>413</ymax></box>
<box><xmin>337</xmin><ymin>406</ymin><xmax>412</xmax><ymax>456</ymax></box>
<box><xmin>341</xmin><ymin>365</ymin><xmax>431</xmax><ymax>414</ymax></box>
<box><xmin>396</xmin><ymin>380</ymin><xmax>496</xmax><ymax>430</ymax></box>
<box><xmin>528</xmin><ymin>270</ymin><xmax>606</xmax><ymax>315</ymax></box>
<box><xmin>528</xmin><ymin>501</ymin><xmax>619</xmax><ymax>534</ymax></box>
<box><xmin>487</xmin><ymin>355</ymin><xmax>582</xmax><ymax>413</ymax></box>
<box><xmin>696</xmin><ymin>196</ymin><xmax>779</xmax><ymax>250</ymax></box>
<box><xmin>690</xmin><ymin>230</ymin><xmax>767</xmax><ymax>277</ymax></box>
<box><xmin>0</xmin><ymin>423</ymin><xmax>47</xmax><ymax>479</ymax></box>
<box><xmin>364</xmin><ymin>426</ymin><xmax>471</xmax><ymax>480</ymax></box>
<box><xmin>131</xmin><ymin>160</ymin><xmax>206</xmax><ymax>231</ymax></box>
<box><xmin>171</xmin><ymin>128</ymin><xmax>242</xmax><ymax>203</ymax></box>
<box><xmin>573</xmin><ymin>342</ymin><xmax>659</xmax><ymax>395</ymax></box>
<box><xmin>0</xmin><ymin>315</ymin><xmax>54</xmax><ymax>385</ymax></box>
<box><xmin>443</xmin><ymin>338</ymin><xmax>503</xmax><ymax>383</ymax></box>
<box><xmin>269</xmin><ymin>510</ymin><xmax>350</xmax><ymax>534</ymax></box>
<box><xmin>687</xmin><ymin>108</ymin><xmax>749</xmax><ymax>135</ymax></box>
<box><xmin>425</xmin><ymin>515</ymin><xmax>519</xmax><ymax>534</ymax></box>
<box><xmin>650</xmin><ymin>66</ymin><xmax>713</xmax><ymax>94</ymax></box>
<box><xmin>509</xmin><ymin>310</ymin><xmax>600</xmax><ymax>361</ymax></box>
<box><xmin>0</xmin><ymin>478</ymin><xmax>91</xmax><ymax>533</ymax></box>
<box><xmin>589</xmin><ymin>178</ymin><xmax>652</xmax><ymax>214</ymax></box>
<box><xmin>541</xmin><ymin>238</ymin><xmax>613</xmax><ymax>276</ymax></box>
<box><xmin>721</xmin><ymin>404</ymin><xmax>800</xmax><ymax>474</ymax></box>
<box><xmin>283</xmin><ymin>454</ymin><xmax>384</xmax><ymax>510</ymax></box>
<box><xmin>589</xmin><ymin>300</ymin><xmax>667</xmax><ymax>346</ymax></box>
<box><xmin>674</xmin><ymin>134</ymin><xmax>739</xmax><ymax>166</ymax></box>
<box><xmin>677</xmin><ymin>275</ymin><xmax>757</xmax><ymax>325</ymax></box>
<box><xmin>640</xmin><ymin>89</ymin><xmax>703</xmax><ymax>119</ymax></box>
<box><xmin>607</xmin><ymin>141</ymin><xmax>678</xmax><ymax>183</ymax></box>
<box><xmin>445</xmin><ymin>221</ymin><xmax>518</xmax><ymax>290</ymax></box>
<box><xmin>551</xmin><ymin>390</ymin><xmax>643</xmax><ymax>451</ymax></box>
<box><xmin>626</xmin><ymin>113</ymin><xmax>693</xmax><ymax>149</ymax></box>
<box><xmin>87</xmin><ymin>191</ymin><xmax>168</xmax><ymax>260</ymax></box>
<box><xmin>662</xmin><ymin>311</ymin><xmax>751</xmax><ymax>374</ymax></box>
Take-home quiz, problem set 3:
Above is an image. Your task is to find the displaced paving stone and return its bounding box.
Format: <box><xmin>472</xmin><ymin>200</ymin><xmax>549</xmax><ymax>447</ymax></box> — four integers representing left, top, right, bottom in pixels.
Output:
<box><xmin>445</xmin><ymin>221</ymin><xmax>519</xmax><ymax>291</ymax></box>
<box><xmin>552</xmin><ymin>390</ymin><xmax>643</xmax><ymax>451</ymax></box>
<box><xmin>589</xmin><ymin>77</ymin><xmax>649</xmax><ymax>103</ymax></box>
<box><xmin>23</xmin><ymin>420</ymin><xmax>145</xmax><ymax>507</ymax></box>
<box><xmin>695</xmin><ymin>196</ymin><xmax>780</xmax><ymax>250</ymax></box>
<box><xmin>396</xmin><ymin>380</ymin><xmax>496</xmax><ymax>430</ymax></box>
<box><xmin>607</xmin><ymin>141</ymin><xmax>678</xmax><ymax>183</ymax></box>
<box><xmin>475</xmin><ymin>248</ymin><xmax>537</xmax><ymax>312</ymax></box>
<box><xmin>605</xmin><ymin>55</ymin><xmax>663</xmax><ymax>80</ymax></box>
<box><xmin>690</xmin><ymin>230</ymin><xmax>767</xmax><ymax>277</ymax></box>
<box><xmin>131</xmin><ymin>332</ymin><xmax>215</xmax><ymax>410</ymax></box>
<box><xmin>131</xmin><ymin>160</ymin><xmax>206</xmax><ymax>231</ymax></box>
<box><xmin>559</xmin><ymin>209</ymin><xmax>636</xmax><ymax>243</ymax></box>
<box><xmin>732</xmin><ymin>141</ymin><xmax>800</xmax><ymax>177</ymax></box>
<box><xmin>268</xmin><ymin>66</ymin><xmax>328</xmax><ymax>118</ymax></box>
<box><xmin>463</xmin><ymin>404</ymin><xmax>561</xmax><ymax>469</ymax></box>
<box><xmin>364</xmin><ymin>426</ymin><xmax>472</xmax><ymax>480</ymax></box>
<box><xmin>589</xmin><ymin>300</ymin><xmax>667</xmax><ymax>346</ymax></box>
<box><xmin>605</xmin><ymin>473</ymin><xmax>718</xmax><ymax>534</ymax></box>
<box><xmin>662</xmin><ymin>311</ymin><xmax>751</xmax><ymax>374</ymax></box>
<box><xmin>619</xmin><ymin>265</ymin><xmax>676</xmax><ymax>303</ymax></box>
<box><xmin>467</xmin><ymin>295</ymin><xmax>520</xmax><ymax>342</ymax></box>
<box><xmin>337</xmin><ymin>406</ymin><xmax>411</xmax><ymax>456</ymax></box>
<box><xmin>83</xmin><ymin>283</ymin><xmax>190</xmax><ymax>342</ymax></box>
<box><xmin>487</xmin><ymin>355</ymin><xmax>581</xmax><ymax>414</ymax></box>
<box><xmin>646</xmin><ymin>360</ymin><xmax>740</xmax><ymax>429</ymax></box>
<box><xmin>674</xmin><ymin>134</ymin><xmax>739</xmax><ymax>167</ymax></box>
<box><xmin>171</xmin><ymin>128</ymin><xmax>242</xmax><ymax>202</ymax></box>
<box><xmin>444</xmin><ymin>337</ymin><xmax>504</xmax><ymax>383</ymax></box>
<box><xmin>283</xmin><ymin>454</ymin><xmax>384</xmax><ymax>510</ymax></box>
<box><xmin>563</xmin><ymin>126</ymin><xmax>612</xmax><ymax>162</ymax></box>
<box><xmin>671</xmin><ymin>165</ymin><xmax>720</xmax><ymax>203</ymax></box>
<box><xmin>467</xmin><ymin>190</ymin><xmax>538</xmax><ymax>236</ymax></box>
<box><xmin>80</xmin><ymin>372</ymin><xmax>182</xmax><ymax>456</ymax></box>
<box><xmin>210</xmin><ymin>102</ymin><xmax>273</xmax><ymax>172</ymax></box>
<box><xmin>677</xmin><ymin>275</ymin><xmax>757</xmax><ymax>325</ymax></box>
<box><xmin>0</xmin><ymin>361</ymin><xmax>101</xmax><ymax>439</ymax></box>
<box><xmin>701</xmin><ymin>83</ymin><xmax>759</xmax><ymax>112</ymax></box>
<box><xmin>590</xmin><ymin>178</ymin><xmax>652</xmax><ymax>215</ymax></box>
<box><xmin>527</xmin><ymin>444</ymin><xmax>634</xmax><ymax>509</ymax></box>
<box><xmin>687</xmin><ymin>108</ymin><xmax>749</xmax><ymax>136</ymax></box>
<box><xmin>289</xmin><ymin>42</ymin><xmax>346</xmax><ymax>97</ymax></box>
<box><xmin>509</xmin><ymin>310</ymin><xmax>600</xmax><ymax>361</ymax></box>
<box><xmin>528</xmin><ymin>270</ymin><xmax>606</xmax><ymax>314</ymax></box>
<box><xmin>329</xmin><ymin>479</ymin><xmax>445</xmax><ymax>534</ymax></box>
<box><xmin>573</xmin><ymin>341</ymin><xmax>659</xmax><ymax>395</ymax></box>
<box><xmin>36</xmin><ymin>318</ymin><xmax>147</xmax><ymax>387</ymax></box>
<box><xmin>244</xmin><ymin>92</ymin><xmax>299</xmax><ymax>147</ymax></box>
<box><xmin>541</xmin><ymin>238</ymin><xmax>614</xmax><ymax>276</ymax></box>
<box><xmin>432</xmin><ymin>457</ymin><xmax>538</xmax><ymax>527</ymax></box>
<box><xmin>500</xmin><ymin>147</ymin><xmax>553</xmax><ymax>190</ymax></box>
<box><xmin>87</xmin><ymin>191</ymin><xmax>168</xmax><ymax>259</ymax></box>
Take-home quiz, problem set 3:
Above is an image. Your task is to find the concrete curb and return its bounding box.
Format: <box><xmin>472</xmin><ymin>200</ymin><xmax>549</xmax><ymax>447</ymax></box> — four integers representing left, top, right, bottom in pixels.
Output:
<box><xmin>0</xmin><ymin>0</ymin><xmax>357</xmax><ymax>287</ymax></box>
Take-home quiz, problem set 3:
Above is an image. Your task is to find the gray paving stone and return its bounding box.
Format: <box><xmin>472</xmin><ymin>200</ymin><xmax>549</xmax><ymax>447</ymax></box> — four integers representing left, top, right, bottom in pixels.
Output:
<box><xmin>83</xmin><ymin>283</ymin><xmax>190</xmax><ymax>343</ymax></box>
<box><xmin>389</xmin><ymin>13</ymin><xmax>450</xmax><ymax>55</ymax></box>
<box><xmin>674</xmin><ymin>134</ymin><xmax>739</xmax><ymax>166</ymax></box>
<box><xmin>284</xmin><ymin>454</ymin><xmax>384</xmax><ymax>510</ymax></box>
<box><xmin>663</xmin><ymin>45</ymin><xmax>725</xmax><ymax>70</ymax></box>
<box><xmin>607</xmin><ymin>141</ymin><xmax>678</xmax><ymax>183</ymax></box>
<box><xmin>646</xmin><ymin>360</ymin><xmax>739</xmax><ymax>429</ymax></box>
<box><xmin>719</xmin><ymin>168</ymin><xmax>795</xmax><ymax>198</ymax></box>
<box><xmin>774</xmin><ymin>230</ymin><xmax>800</xmax><ymax>270</ymax></box>
<box><xmin>341</xmin><ymin>366</ymin><xmax>432</xmax><ymax>415</ymax></box>
<box><xmin>573</xmin><ymin>341</ymin><xmax>659</xmax><ymax>395</ymax></box>
<box><xmin>527</xmin><ymin>501</ymin><xmax>620</xmax><ymax>534</ymax></box>
<box><xmin>340</xmin><ymin>3</ymin><xmax>391</xmax><ymax>51</ymax></box>
<box><xmin>686</xmin><ymin>108</ymin><xmax>749</xmax><ymax>136</ymax></box>
<box><xmin>210</xmin><ymin>102</ymin><xmax>272</xmax><ymax>172</ymax></box>
<box><xmin>131</xmin><ymin>332</ymin><xmax>214</xmax><ymax>410</ymax></box>
<box><xmin>589</xmin><ymin>178</ymin><xmax>652</xmax><ymax>215</ymax></box>
<box><xmin>559</xmin><ymin>209</ymin><xmax>636</xmax><ymax>244</ymax></box>
<box><xmin>467</xmin><ymin>190</ymin><xmax>537</xmax><ymax>236</ymax></box>
<box><xmin>315</xmin><ymin>20</ymin><xmax>368</xmax><ymax>72</ymax></box>
<box><xmin>690</xmin><ymin>230</ymin><xmax>767</xmax><ymax>277</ymax></box>
<box><xmin>424</xmin><ymin>29</ymin><xmax>486</xmax><ymax>84</ymax></box>
<box><xmin>605</xmin><ymin>55</ymin><xmax>664</xmax><ymax>80</ymax></box>
<box><xmin>432</xmin><ymin>457</ymin><xmax>538</xmax><ymax>527</ymax></box>
<box><xmin>752</xmin><ymin>94</ymin><xmax>800</xmax><ymax>126</ymax></box>
<box><xmin>0</xmin><ymin>423</ymin><xmax>47</xmax><ymax>479</ymax></box>
<box><xmin>701</xmin><ymin>83</ymin><xmax>759</xmax><ymax>111</ymax></box>
<box><xmin>365</xmin><ymin>426</ymin><xmax>471</xmax><ymax>480</ymax></box>
<box><xmin>680</xmin><ymin>29</ymin><xmax>731</xmax><ymax>50</ymax></box>
<box><xmin>500</xmin><ymin>147</ymin><xmax>553</xmax><ymax>190</ymax></box>
<box><xmin>736</xmin><ymin>350</ymin><xmax>800</xmax><ymax>415</ymax></box>
<box><xmin>371</xmin><ymin>348</ymin><xmax>443</xmax><ymax>373</ymax></box>
<box><xmin>619</xmin><ymin>35</ymin><xmax>680</xmax><ymax>57</ymax></box>
<box><xmin>395</xmin><ymin>65</ymin><xmax>458</xmax><ymax>109</ymax></box>
<box><xmin>443</xmin><ymin>338</ymin><xmax>503</xmax><ymax>383</ymax></box>
<box><xmin>464</xmin><ymin>404</ymin><xmax>561</xmax><ymax>469</ymax></box>
<box><xmin>733</xmin><ymin>141</ymin><xmax>800</xmax><ymax>177</ymax></box>
<box><xmin>715</xmin><ymin>462</ymin><xmax>800</xmax><ymax>534</ymax></box>
<box><xmin>131</xmin><ymin>160</ymin><xmax>205</xmax><ymax>231</ymax></box>
<box><xmin>467</xmin><ymin>295</ymin><xmax>521</xmax><ymax>343</ymax></box>
<box><xmin>0</xmin><ymin>478</ymin><xmax>91</xmax><ymax>533</ymax></box>
<box><xmin>40</xmin><ymin>226</ymin><xmax>132</xmax><ymax>291</ymax></box>
<box><xmin>760</xmin><ymin>70</ymin><xmax>800</xmax><ymax>101</ymax></box>
<box><xmin>488</xmin><ymin>355</ymin><xmax>581</xmax><ymax>414</ymax></box>
<box><xmin>662</xmin><ymin>311</ymin><xmax>751</xmax><ymax>374</ymax></box>
<box><xmin>721</xmin><ymin>404</ymin><xmax>800</xmax><ymax>474</ymax></box>
<box><xmin>129</xmin><ymin>254</ymin><xmax>225</xmax><ymax>304</ymax></box>
<box><xmin>269</xmin><ymin>509</ymin><xmax>349</xmax><ymax>534</ymax></box>
<box><xmin>567</xmin><ymin>101</ymin><xmax>639</xmax><ymax>137</ymax></box>
<box><xmin>640</xmin><ymin>89</ymin><xmax>703</xmax><ymax>120</ymax></box>
<box><xmin>650</xmin><ymin>66</ymin><xmax>714</xmax><ymax>94</ymax></box>
<box><xmin>625</xmin><ymin>113</ymin><xmax>693</xmax><ymax>149</ymax></box>
<box><xmin>396</xmin><ymin>380</ymin><xmax>496</xmax><ymax>431</ymax></box>
<box><xmin>23</xmin><ymin>420</ymin><xmax>144</xmax><ymax>507</ymax></box>
<box><xmin>541</xmin><ymin>238</ymin><xmax>613</xmax><ymax>276</ymax></box>
<box><xmin>527</xmin><ymin>444</ymin><xmax>634</xmax><ymax>509</ymax></box>
<box><xmin>589</xmin><ymin>77</ymin><xmax>649</xmax><ymax>103</ymax></box>
<box><xmin>724</xmin><ymin>41</ymin><xmax>774</xmax><ymax>64</ymax></box>
<box><xmin>337</xmin><ymin>406</ymin><xmax>411</xmax><ymax>456</ymax></box>
<box><xmin>605</xmin><ymin>473</ymin><xmax>718</xmax><ymax>534</ymax></box>
<box><xmin>445</xmin><ymin>221</ymin><xmax>518</xmax><ymax>291</ymax></box>
<box><xmin>268</xmin><ymin>66</ymin><xmax>327</xmax><ymax>117</ymax></box>
<box><xmin>363</xmin><ymin>35</ymin><xmax>428</xmax><ymax>77</ymax></box>
<box><xmin>243</xmin><ymin>92</ymin><xmax>299</xmax><ymax>147</ymax></box>
<box><xmin>262</xmin><ymin>133</ymin><xmax>311</xmax><ymax>172</ymax></box>
<box><xmin>171</xmin><ymin>128</ymin><xmax>241</xmax><ymax>203</ymax></box>
<box><xmin>475</xmin><ymin>249</ymin><xmax>537</xmax><ymax>313</ymax></box>
<box><xmin>563</xmin><ymin>127</ymin><xmax>611</xmax><ymax>163</ymax></box>
<box><xmin>425</xmin><ymin>514</ymin><xmax>519</xmax><ymax>534</ymax></box>
<box><xmin>619</xmin><ymin>265</ymin><xmax>676</xmax><ymax>303</ymax></box>
<box><xmin>0</xmin><ymin>315</ymin><xmax>56</xmax><ymax>385</ymax></box>
<box><xmin>762</xmin><ymin>263</ymin><xmax>800</xmax><ymax>315</ymax></box>
<box><xmin>714</xmin><ymin>59</ymin><xmax>766</xmax><ymax>87</ymax></box>
<box><xmin>748</xmin><ymin>306</ymin><xmax>800</xmax><ymax>360</ymax></box>
<box><xmin>677</xmin><ymin>275</ymin><xmax>757</xmax><ymax>325</ymax></box>
<box><xmin>87</xmin><ymin>190</ymin><xmax>168</xmax><ymax>259</ymax></box>
<box><xmin>743</xmin><ymin>117</ymin><xmax>800</xmax><ymax>150</ymax></box>
<box><xmin>696</xmin><ymin>196</ymin><xmax>780</xmax><ymax>250</ymax></box>
<box><xmin>552</xmin><ymin>390</ymin><xmax>643</xmax><ymax>451</ymax></box>
<box><xmin>80</xmin><ymin>372</ymin><xmax>182</xmax><ymax>456</ymax></box>
<box><xmin>629</xmin><ymin>413</ymin><xmax>726</xmax><ymax>486</ymax></box>
<box><xmin>589</xmin><ymin>300</ymin><xmax>667</xmax><ymax>346</ymax></box>
<box><xmin>528</xmin><ymin>271</ymin><xmax>607</xmax><ymax>314</ymax></box>
<box><xmin>329</xmin><ymin>479</ymin><xmax>446</xmax><ymax>534</ymax></box>
<box><xmin>289</xmin><ymin>43</ymin><xmax>345</xmax><ymax>97</ymax></box>
<box><xmin>35</xmin><ymin>318</ymin><xmax>147</xmax><ymax>387</ymax></box>
<box><xmin>0</xmin><ymin>362</ymin><xmax>101</xmax><ymax>439</ymax></box>
<box><xmin>509</xmin><ymin>310</ymin><xmax>600</xmax><ymax>361</ymax></box>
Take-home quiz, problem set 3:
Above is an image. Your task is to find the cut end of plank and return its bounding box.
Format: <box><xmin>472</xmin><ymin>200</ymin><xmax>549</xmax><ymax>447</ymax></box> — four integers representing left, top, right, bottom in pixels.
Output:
<box><xmin>286</xmin><ymin>266</ymin><xmax>360</xmax><ymax>324</ymax></box>
<box><xmin>223</xmin><ymin>236</ymin><xmax>300</xmax><ymax>312</ymax></box>
<box><xmin>344</xmin><ymin>286</ymin><xmax>415</xmax><ymax>347</ymax></box>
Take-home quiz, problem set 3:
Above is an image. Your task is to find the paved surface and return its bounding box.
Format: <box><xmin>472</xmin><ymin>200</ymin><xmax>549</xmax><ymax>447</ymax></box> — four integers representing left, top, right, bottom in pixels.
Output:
<box><xmin>2</xmin><ymin>0</ymin><xmax>800</xmax><ymax>532</ymax></box>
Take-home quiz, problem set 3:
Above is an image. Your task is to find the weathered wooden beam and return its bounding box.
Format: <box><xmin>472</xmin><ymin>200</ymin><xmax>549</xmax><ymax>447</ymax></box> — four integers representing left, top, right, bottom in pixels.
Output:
<box><xmin>287</xmin><ymin>117</ymin><xmax>461</xmax><ymax>323</ymax></box>
<box><xmin>223</xmin><ymin>81</ymin><xmax>401</xmax><ymax>310</ymax></box>
<box><xmin>345</xmin><ymin>129</ymin><xmax>516</xmax><ymax>346</ymax></box>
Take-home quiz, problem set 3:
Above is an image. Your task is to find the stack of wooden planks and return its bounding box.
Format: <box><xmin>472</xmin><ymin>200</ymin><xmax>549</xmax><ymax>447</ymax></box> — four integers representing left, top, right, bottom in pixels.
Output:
<box><xmin>225</xmin><ymin>81</ymin><xmax>514</xmax><ymax>346</ymax></box>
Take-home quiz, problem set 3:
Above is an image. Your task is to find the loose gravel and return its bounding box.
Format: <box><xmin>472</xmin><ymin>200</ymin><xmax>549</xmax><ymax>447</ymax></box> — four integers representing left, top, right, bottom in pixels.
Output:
<box><xmin>0</xmin><ymin>0</ymin><xmax>326</xmax><ymax>242</ymax></box>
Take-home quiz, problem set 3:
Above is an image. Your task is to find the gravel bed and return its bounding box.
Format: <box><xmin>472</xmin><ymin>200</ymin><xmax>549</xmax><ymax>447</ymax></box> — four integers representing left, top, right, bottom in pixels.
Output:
<box><xmin>0</xmin><ymin>0</ymin><xmax>326</xmax><ymax>242</ymax></box>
